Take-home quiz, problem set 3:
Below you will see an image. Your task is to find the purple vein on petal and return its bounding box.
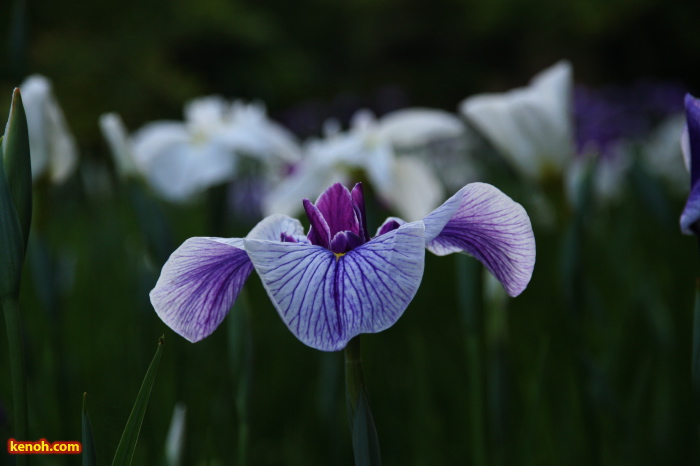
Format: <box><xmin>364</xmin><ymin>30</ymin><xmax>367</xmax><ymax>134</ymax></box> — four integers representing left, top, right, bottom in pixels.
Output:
<box><xmin>351</xmin><ymin>183</ymin><xmax>370</xmax><ymax>242</ymax></box>
<box><xmin>244</xmin><ymin>221</ymin><xmax>425</xmax><ymax>351</ymax></box>
<box><xmin>304</xmin><ymin>198</ymin><xmax>331</xmax><ymax>248</ymax></box>
<box><xmin>150</xmin><ymin>237</ymin><xmax>254</xmax><ymax>342</ymax></box>
<box><xmin>423</xmin><ymin>183</ymin><xmax>535</xmax><ymax>297</ymax></box>
<box><xmin>314</xmin><ymin>182</ymin><xmax>360</xmax><ymax>237</ymax></box>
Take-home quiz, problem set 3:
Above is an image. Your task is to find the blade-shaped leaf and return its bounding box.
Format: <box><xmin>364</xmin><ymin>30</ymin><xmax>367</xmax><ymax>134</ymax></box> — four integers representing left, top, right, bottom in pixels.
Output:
<box><xmin>82</xmin><ymin>393</ymin><xmax>98</xmax><ymax>466</ymax></box>
<box><xmin>3</xmin><ymin>88</ymin><xmax>32</xmax><ymax>252</ymax></box>
<box><xmin>0</xmin><ymin>137</ymin><xmax>23</xmax><ymax>299</ymax></box>
<box><xmin>111</xmin><ymin>336</ymin><xmax>164</xmax><ymax>466</ymax></box>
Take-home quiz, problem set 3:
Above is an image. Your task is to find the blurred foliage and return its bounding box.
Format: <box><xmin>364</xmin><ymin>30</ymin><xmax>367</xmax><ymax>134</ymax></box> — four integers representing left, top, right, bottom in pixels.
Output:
<box><xmin>2</xmin><ymin>0</ymin><xmax>700</xmax><ymax>142</ymax></box>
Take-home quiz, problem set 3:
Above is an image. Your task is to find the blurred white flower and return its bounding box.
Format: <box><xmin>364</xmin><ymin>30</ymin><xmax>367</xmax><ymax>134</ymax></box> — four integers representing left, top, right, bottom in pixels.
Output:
<box><xmin>19</xmin><ymin>75</ymin><xmax>78</xmax><ymax>183</ymax></box>
<box><xmin>641</xmin><ymin>113</ymin><xmax>687</xmax><ymax>194</ymax></box>
<box><xmin>100</xmin><ymin>96</ymin><xmax>301</xmax><ymax>202</ymax></box>
<box><xmin>460</xmin><ymin>61</ymin><xmax>575</xmax><ymax>181</ymax></box>
<box><xmin>165</xmin><ymin>403</ymin><xmax>186</xmax><ymax>466</ymax></box>
<box><xmin>263</xmin><ymin>108</ymin><xmax>465</xmax><ymax>221</ymax></box>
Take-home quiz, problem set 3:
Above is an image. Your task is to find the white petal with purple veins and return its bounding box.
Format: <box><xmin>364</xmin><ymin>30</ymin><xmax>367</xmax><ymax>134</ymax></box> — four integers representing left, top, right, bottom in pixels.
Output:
<box><xmin>245</xmin><ymin>221</ymin><xmax>426</xmax><ymax>351</ymax></box>
<box><xmin>423</xmin><ymin>183</ymin><xmax>535</xmax><ymax>297</ymax></box>
<box><xmin>150</xmin><ymin>237</ymin><xmax>254</xmax><ymax>342</ymax></box>
<box><xmin>247</xmin><ymin>214</ymin><xmax>305</xmax><ymax>241</ymax></box>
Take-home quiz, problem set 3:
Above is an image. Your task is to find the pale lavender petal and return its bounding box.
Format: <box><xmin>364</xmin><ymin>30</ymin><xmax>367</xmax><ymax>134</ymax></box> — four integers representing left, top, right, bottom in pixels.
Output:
<box><xmin>423</xmin><ymin>183</ymin><xmax>535</xmax><ymax>297</ymax></box>
<box><xmin>150</xmin><ymin>237</ymin><xmax>254</xmax><ymax>342</ymax></box>
<box><xmin>376</xmin><ymin>217</ymin><xmax>406</xmax><ymax>237</ymax></box>
<box><xmin>315</xmin><ymin>183</ymin><xmax>360</xmax><ymax>237</ymax></box>
<box><xmin>351</xmin><ymin>183</ymin><xmax>370</xmax><ymax>242</ymax></box>
<box><xmin>681</xmin><ymin>181</ymin><xmax>700</xmax><ymax>235</ymax></box>
<box><xmin>304</xmin><ymin>198</ymin><xmax>331</xmax><ymax>248</ymax></box>
<box><xmin>244</xmin><ymin>221</ymin><xmax>426</xmax><ymax>351</ymax></box>
<box><xmin>247</xmin><ymin>213</ymin><xmax>305</xmax><ymax>241</ymax></box>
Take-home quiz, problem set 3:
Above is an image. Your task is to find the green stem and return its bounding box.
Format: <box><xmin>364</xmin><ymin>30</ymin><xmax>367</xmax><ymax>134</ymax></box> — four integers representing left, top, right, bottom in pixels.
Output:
<box><xmin>692</xmin><ymin>279</ymin><xmax>700</xmax><ymax>416</ymax></box>
<box><xmin>456</xmin><ymin>255</ymin><xmax>487</xmax><ymax>466</ymax></box>
<box><xmin>3</xmin><ymin>296</ymin><xmax>28</xmax><ymax>465</ymax></box>
<box><xmin>344</xmin><ymin>337</ymin><xmax>381</xmax><ymax>466</ymax></box>
<box><xmin>228</xmin><ymin>289</ymin><xmax>253</xmax><ymax>466</ymax></box>
<box><xmin>344</xmin><ymin>338</ymin><xmax>364</xmax><ymax>425</ymax></box>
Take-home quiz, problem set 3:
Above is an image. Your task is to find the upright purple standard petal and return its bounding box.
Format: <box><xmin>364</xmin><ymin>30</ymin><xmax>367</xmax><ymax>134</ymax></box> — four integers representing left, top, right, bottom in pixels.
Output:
<box><xmin>681</xmin><ymin>182</ymin><xmax>700</xmax><ymax>235</ymax></box>
<box><xmin>423</xmin><ymin>183</ymin><xmax>535</xmax><ymax>297</ymax></box>
<box><xmin>304</xmin><ymin>199</ymin><xmax>331</xmax><ymax>248</ymax></box>
<box><xmin>351</xmin><ymin>183</ymin><xmax>370</xmax><ymax>242</ymax></box>
<box><xmin>685</xmin><ymin>94</ymin><xmax>700</xmax><ymax>187</ymax></box>
<box><xmin>314</xmin><ymin>182</ymin><xmax>360</xmax><ymax>237</ymax></box>
<box><xmin>244</xmin><ymin>222</ymin><xmax>426</xmax><ymax>351</ymax></box>
<box><xmin>682</xmin><ymin>94</ymin><xmax>700</xmax><ymax>235</ymax></box>
<box><xmin>150</xmin><ymin>238</ymin><xmax>254</xmax><ymax>342</ymax></box>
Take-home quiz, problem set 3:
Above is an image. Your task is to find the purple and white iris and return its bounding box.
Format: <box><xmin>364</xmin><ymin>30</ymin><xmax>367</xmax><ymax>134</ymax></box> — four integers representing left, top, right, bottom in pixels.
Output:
<box><xmin>681</xmin><ymin>94</ymin><xmax>700</xmax><ymax>235</ymax></box>
<box><xmin>151</xmin><ymin>182</ymin><xmax>535</xmax><ymax>351</ymax></box>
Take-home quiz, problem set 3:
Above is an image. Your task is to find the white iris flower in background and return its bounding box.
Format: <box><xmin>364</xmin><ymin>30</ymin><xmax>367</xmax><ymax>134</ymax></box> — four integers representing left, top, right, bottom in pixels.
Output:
<box><xmin>100</xmin><ymin>96</ymin><xmax>301</xmax><ymax>202</ymax></box>
<box><xmin>460</xmin><ymin>61</ymin><xmax>574</xmax><ymax>181</ymax></box>
<box><xmin>262</xmin><ymin>107</ymin><xmax>466</xmax><ymax>222</ymax></box>
<box><xmin>19</xmin><ymin>75</ymin><xmax>78</xmax><ymax>184</ymax></box>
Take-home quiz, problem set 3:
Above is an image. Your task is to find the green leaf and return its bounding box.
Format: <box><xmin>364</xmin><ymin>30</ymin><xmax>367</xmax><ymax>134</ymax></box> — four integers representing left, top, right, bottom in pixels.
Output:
<box><xmin>0</xmin><ymin>137</ymin><xmax>23</xmax><ymax>299</ymax></box>
<box><xmin>3</xmin><ymin>88</ymin><xmax>32</xmax><ymax>253</ymax></box>
<box><xmin>111</xmin><ymin>336</ymin><xmax>165</xmax><ymax>466</ymax></box>
<box><xmin>692</xmin><ymin>280</ymin><xmax>700</xmax><ymax>409</ymax></box>
<box><xmin>82</xmin><ymin>393</ymin><xmax>98</xmax><ymax>466</ymax></box>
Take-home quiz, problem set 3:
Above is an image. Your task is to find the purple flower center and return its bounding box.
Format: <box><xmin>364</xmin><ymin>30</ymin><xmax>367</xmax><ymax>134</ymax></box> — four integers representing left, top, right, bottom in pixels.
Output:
<box><xmin>301</xmin><ymin>183</ymin><xmax>371</xmax><ymax>255</ymax></box>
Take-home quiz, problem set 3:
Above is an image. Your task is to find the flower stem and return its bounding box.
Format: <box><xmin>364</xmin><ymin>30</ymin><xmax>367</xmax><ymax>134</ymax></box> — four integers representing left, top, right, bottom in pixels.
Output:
<box><xmin>344</xmin><ymin>337</ymin><xmax>382</xmax><ymax>466</ymax></box>
<box><xmin>228</xmin><ymin>289</ymin><xmax>253</xmax><ymax>466</ymax></box>
<box><xmin>456</xmin><ymin>254</ymin><xmax>487</xmax><ymax>466</ymax></box>
<box><xmin>692</xmin><ymin>278</ymin><xmax>700</xmax><ymax>415</ymax></box>
<box><xmin>2</xmin><ymin>296</ymin><xmax>28</xmax><ymax>465</ymax></box>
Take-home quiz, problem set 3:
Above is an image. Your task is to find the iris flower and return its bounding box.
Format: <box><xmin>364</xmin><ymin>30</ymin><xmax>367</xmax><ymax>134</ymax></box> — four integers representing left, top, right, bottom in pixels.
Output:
<box><xmin>262</xmin><ymin>108</ymin><xmax>465</xmax><ymax>221</ymax></box>
<box><xmin>460</xmin><ymin>61</ymin><xmax>574</xmax><ymax>181</ymax></box>
<box><xmin>151</xmin><ymin>182</ymin><xmax>535</xmax><ymax>351</ymax></box>
<box><xmin>681</xmin><ymin>94</ymin><xmax>700</xmax><ymax>235</ymax></box>
<box><xmin>100</xmin><ymin>97</ymin><xmax>300</xmax><ymax>202</ymax></box>
<box><xmin>19</xmin><ymin>75</ymin><xmax>78</xmax><ymax>184</ymax></box>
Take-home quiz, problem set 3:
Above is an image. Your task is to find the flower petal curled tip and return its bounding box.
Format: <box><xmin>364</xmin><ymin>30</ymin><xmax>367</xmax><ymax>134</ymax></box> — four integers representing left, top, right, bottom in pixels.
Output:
<box><xmin>685</xmin><ymin>94</ymin><xmax>700</xmax><ymax>186</ymax></box>
<box><xmin>422</xmin><ymin>183</ymin><xmax>535</xmax><ymax>297</ymax></box>
<box><xmin>244</xmin><ymin>221</ymin><xmax>426</xmax><ymax>351</ymax></box>
<box><xmin>150</xmin><ymin>238</ymin><xmax>254</xmax><ymax>342</ymax></box>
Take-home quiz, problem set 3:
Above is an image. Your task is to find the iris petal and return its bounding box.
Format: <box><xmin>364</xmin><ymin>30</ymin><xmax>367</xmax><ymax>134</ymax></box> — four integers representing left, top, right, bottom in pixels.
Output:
<box><xmin>314</xmin><ymin>182</ymin><xmax>360</xmax><ymax>237</ymax></box>
<box><xmin>422</xmin><ymin>183</ymin><xmax>535</xmax><ymax>297</ymax></box>
<box><xmin>150</xmin><ymin>237</ymin><xmax>254</xmax><ymax>342</ymax></box>
<box><xmin>150</xmin><ymin>214</ymin><xmax>304</xmax><ymax>342</ymax></box>
<box><xmin>376</xmin><ymin>217</ymin><xmax>405</xmax><ymax>237</ymax></box>
<box><xmin>686</xmin><ymin>94</ymin><xmax>700</xmax><ymax>186</ymax></box>
<box><xmin>351</xmin><ymin>183</ymin><xmax>370</xmax><ymax>242</ymax></box>
<box><xmin>681</xmin><ymin>181</ymin><xmax>700</xmax><ymax>235</ymax></box>
<box><xmin>245</xmin><ymin>221</ymin><xmax>425</xmax><ymax>351</ymax></box>
<box><xmin>303</xmin><ymin>199</ymin><xmax>331</xmax><ymax>248</ymax></box>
